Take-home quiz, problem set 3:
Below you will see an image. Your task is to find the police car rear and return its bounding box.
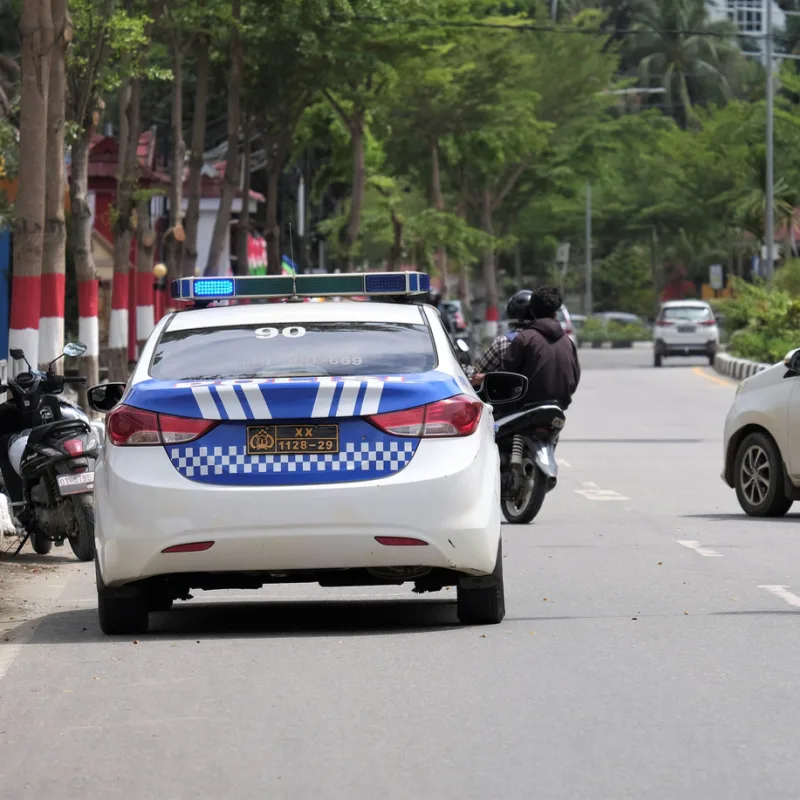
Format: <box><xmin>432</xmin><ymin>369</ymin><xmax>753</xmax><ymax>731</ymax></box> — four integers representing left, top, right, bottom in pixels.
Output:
<box><xmin>90</xmin><ymin>273</ymin><xmax>503</xmax><ymax>635</ymax></box>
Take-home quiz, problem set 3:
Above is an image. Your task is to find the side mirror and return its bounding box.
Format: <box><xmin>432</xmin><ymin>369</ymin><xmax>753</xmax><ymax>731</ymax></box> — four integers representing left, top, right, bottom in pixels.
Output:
<box><xmin>784</xmin><ymin>349</ymin><xmax>800</xmax><ymax>374</ymax></box>
<box><xmin>9</xmin><ymin>349</ymin><xmax>24</xmax><ymax>360</ymax></box>
<box><xmin>87</xmin><ymin>382</ymin><xmax>126</xmax><ymax>413</ymax></box>
<box><xmin>455</xmin><ymin>338</ymin><xmax>472</xmax><ymax>367</ymax></box>
<box><xmin>481</xmin><ymin>372</ymin><xmax>528</xmax><ymax>405</ymax></box>
<box><xmin>63</xmin><ymin>341</ymin><xmax>87</xmax><ymax>358</ymax></box>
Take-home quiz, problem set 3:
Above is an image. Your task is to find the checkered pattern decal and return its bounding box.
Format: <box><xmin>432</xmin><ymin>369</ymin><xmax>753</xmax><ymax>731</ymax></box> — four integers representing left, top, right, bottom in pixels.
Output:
<box><xmin>166</xmin><ymin>421</ymin><xmax>419</xmax><ymax>486</ymax></box>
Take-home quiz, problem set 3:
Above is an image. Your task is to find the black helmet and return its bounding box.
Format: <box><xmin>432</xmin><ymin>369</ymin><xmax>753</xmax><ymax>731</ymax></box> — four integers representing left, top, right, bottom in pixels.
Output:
<box><xmin>506</xmin><ymin>290</ymin><xmax>532</xmax><ymax>326</ymax></box>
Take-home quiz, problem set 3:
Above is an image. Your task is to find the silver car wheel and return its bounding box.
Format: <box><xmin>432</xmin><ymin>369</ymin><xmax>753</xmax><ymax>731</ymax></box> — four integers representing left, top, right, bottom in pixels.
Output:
<box><xmin>740</xmin><ymin>444</ymin><xmax>770</xmax><ymax>507</ymax></box>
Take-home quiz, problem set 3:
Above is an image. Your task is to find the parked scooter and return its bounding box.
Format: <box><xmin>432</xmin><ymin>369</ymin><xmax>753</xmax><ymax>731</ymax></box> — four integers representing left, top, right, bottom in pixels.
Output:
<box><xmin>455</xmin><ymin>339</ymin><xmax>565</xmax><ymax>524</ymax></box>
<box><xmin>0</xmin><ymin>342</ymin><xmax>100</xmax><ymax>560</ymax></box>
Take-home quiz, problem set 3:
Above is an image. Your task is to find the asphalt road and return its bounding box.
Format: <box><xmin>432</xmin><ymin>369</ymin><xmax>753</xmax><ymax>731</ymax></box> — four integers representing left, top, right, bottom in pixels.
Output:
<box><xmin>3</xmin><ymin>347</ymin><xmax>800</xmax><ymax>799</ymax></box>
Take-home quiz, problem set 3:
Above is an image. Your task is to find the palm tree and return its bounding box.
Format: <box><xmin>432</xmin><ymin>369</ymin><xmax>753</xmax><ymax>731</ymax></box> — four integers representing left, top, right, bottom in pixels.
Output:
<box><xmin>630</xmin><ymin>0</ymin><xmax>744</xmax><ymax>127</ymax></box>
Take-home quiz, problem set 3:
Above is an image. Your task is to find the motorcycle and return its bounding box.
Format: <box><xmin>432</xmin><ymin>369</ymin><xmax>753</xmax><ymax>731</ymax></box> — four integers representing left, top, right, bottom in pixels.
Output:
<box><xmin>455</xmin><ymin>339</ymin><xmax>565</xmax><ymax>525</ymax></box>
<box><xmin>0</xmin><ymin>342</ymin><xmax>100</xmax><ymax>560</ymax></box>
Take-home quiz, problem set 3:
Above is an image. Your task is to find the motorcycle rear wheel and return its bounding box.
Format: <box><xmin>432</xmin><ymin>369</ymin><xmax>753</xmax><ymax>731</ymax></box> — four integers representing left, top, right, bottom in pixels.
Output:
<box><xmin>68</xmin><ymin>495</ymin><xmax>95</xmax><ymax>562</ymax></box>
<box><xmin>501</xmin><ymin>456</ymin><xmax>548</xmax><ymax>525</ymax></box>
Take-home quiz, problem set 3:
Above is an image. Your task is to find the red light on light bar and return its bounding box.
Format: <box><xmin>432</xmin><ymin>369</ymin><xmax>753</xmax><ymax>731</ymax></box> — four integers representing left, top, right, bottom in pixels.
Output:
<box><xmin>374</xmin><ymin>536</ymin><xmax>428</xmax><ymax>546</ymax></box>
<box><xmin>161</xmin><ymin>541</ymin><xmax>215</xmax><ymax>553</ymax></box>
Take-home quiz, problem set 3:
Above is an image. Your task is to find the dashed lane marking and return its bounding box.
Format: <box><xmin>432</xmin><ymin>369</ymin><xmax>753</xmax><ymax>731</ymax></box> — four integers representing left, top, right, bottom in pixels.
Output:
<box><xmin>759</xmin><ymin>585</ymin><xmax>800</xmax><ymax>608</ymax></box>
<box><xmin>677</xmin><ymin>540</ymin><xmax>723</xmax><ymax>557</ymax></box>
<box><xmin>556</xmin><ymin>458</ymin><xmax>571</xmax><ymax>468</ymax></box>
<box><xmin>574</xmin><ymin>481</ymin><xmax>629</xmax><ymax>501</ymax></box>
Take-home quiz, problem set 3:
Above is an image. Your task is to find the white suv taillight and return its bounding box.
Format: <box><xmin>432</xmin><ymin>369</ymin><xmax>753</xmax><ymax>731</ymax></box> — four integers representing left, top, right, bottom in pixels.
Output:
<box><xmin>367</xmin><ymin>395</ymin><xmax>483</xmax><ymax>438</ymax></box>
<box><xmin>106</xmin><ymin>405</ymin><xmax>216</xmax><ymax>446</ymax></box>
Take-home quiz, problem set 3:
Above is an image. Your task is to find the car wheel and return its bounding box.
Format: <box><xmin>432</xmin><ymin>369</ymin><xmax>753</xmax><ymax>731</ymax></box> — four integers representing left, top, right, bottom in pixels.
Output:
<box><xmin>654</xmin><ymin>352</ymin><xmax>662</xmax><ymax>368</ymax></box>
<box><xmin>96</xmin><ymin>561</ymin><xmax>149</xmax><ymax>635</ymax></box>
<box><xmin>708</xmin><ymin>353</ymin><xmax>716</xmax><ymax>366</ymax></box>
<box><xmin>734</xmin><ymin>432</ymin><xmax>793</xmax><ymax>518</ymax></box>
<box><xmin>457</xmin><ymin>539</ymin><xmax>505</xmax><ymax>625</ymax></box>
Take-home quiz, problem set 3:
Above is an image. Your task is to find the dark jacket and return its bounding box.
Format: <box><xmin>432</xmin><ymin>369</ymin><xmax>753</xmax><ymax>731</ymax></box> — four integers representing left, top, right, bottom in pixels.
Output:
<box><xmin>502</xmin><ymin>318</ymin><xmax>581</xmax><ymax>409</ymax></box>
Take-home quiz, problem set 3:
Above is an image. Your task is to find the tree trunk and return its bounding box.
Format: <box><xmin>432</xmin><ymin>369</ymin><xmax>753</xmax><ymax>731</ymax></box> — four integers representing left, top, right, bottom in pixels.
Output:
<box><xmin>135</xmin><ymin>196</ymin><xmax>154</xmax><ymax>350</ymax></box>
<box><xmin>40</xmin><ymin>0</ymin><xmax>67</xmax><ymax>371</ymax></box>
<box><xmin>70</xmin><ymin>122</ymin><xmax>98</xmax><ymax>408</ymax></box>
<box><xmin>180</xmin><ymin>34</ymin><xmax>209</xmax><ymax>278</ymax></box>
<box><xmin>480</xmin><ymin>186</ymin><xmax>498</xmax><ymax>343</ymax></box>
<box><xmin>11</xmin><ymin>0</ymin><xmax>54</xmax><ymax>375</ymax></box>
<box><xmin>205</xmin><ymin>0</ymin><xmax>242</xmax><ymax>276</ymax></box>
<box><xmin>265</xmin><ymin>161</ymin><xmax>281</xmax><ymax>275</ymax></box>
<box><xmin>234</xmin><ymin>114</ymin><xmax>251</xmax><ymax>277</ymax></box>
<box><xmin>430</xmin><ymin>137</ymin><xmax>448</xmax><ymax>297</ymax></box>
<box><xmin>108</xmin><ymin>76</ymin><xmax>141</xmax><ymax>382</ymax></box>
<box><xmin>387</xmin><ymin>209</ymin><xmax>403</xmax><ymax>271</ymax></box>
<box><xmin>164</xmin><ymin>43</ymin><xmax>185</xmax><ymax>281</ymax></box>
<box><xmin>343</xmin><ymin>109</ymin><xmax>366</xmax><ymax>271</ymax></box>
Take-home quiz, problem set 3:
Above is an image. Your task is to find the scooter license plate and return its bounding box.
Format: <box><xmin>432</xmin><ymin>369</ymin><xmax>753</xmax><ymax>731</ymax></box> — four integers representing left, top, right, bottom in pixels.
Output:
<box><xmin>56</xmin><ymin>472</ymin><xmax>94</xmax><ymax>496</ymax></box>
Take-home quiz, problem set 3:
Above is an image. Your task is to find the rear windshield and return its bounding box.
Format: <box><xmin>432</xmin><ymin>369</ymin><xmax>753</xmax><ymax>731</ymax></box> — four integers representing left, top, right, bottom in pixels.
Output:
<box><xmin>661</xmin><ymin>306</ymin><xmax>713</xmax><ymax>322</ymax></box>
<box><xmin>150</xmin><ymin>322</ymin><xmax>436</xmax><ymax>380</ymax></box>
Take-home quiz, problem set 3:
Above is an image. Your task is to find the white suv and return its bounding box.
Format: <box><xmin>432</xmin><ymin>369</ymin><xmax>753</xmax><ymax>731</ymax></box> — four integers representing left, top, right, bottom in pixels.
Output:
<box><xmin>653</xmin><ymin>301</ymin><xmax>719</xmax><ymax>367</ymax></box>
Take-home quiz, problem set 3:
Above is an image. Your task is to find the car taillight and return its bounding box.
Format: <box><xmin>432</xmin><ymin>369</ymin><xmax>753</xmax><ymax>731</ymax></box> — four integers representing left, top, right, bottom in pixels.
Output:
<box><xmin>368</xmin><ymin>395</ymin><xmax>483</xmax><ymax>438</ymax></box>
<box><xmin>699</xmin><ymin>319</ymin><xmax>716</xmax><ymax>326</ymax></box>
<box><xmin>656</xmin><ymin>319</ymin><xmax>674</xmax><ymax>327</ymax></box>
<box><xmin>565</xmin><ymin>326</ymin><xmax>574</xmax><ymax>335</ymax></box>
<box><xmin>63</xmin><ymin>438</ymin><xmax>84</xmax><ymax>456</ymax></box>
<box><xmin>107</xmin><ymin>405</ymin><xmax>216</xmax><ymax>447</ymax></box>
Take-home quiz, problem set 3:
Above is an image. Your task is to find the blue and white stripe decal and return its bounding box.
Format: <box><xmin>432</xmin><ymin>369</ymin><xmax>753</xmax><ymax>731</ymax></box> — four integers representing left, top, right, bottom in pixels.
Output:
<box><xmin>125</xmin><ymin>371</ymin><xmax>465</xmax><ymax>421</ymax></box>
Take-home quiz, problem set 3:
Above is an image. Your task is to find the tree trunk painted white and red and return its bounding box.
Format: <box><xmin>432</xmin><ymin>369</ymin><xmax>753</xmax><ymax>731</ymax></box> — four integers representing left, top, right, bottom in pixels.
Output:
<box><xmin>135</xmin><ymin>196</ymin><xmax>155</xmax><ymax>350</ymax></box>
<box><xmin>40</xmin><ymin>0</ymin><xmax>68</xmax><ymax>370</ymax></box>
<box><xmin>70</xmin><ymin>122</ymin><xmax>99</xmax><ymax>403</ymax></box>
<box><xmin>11</xmin><ymin>0</ymin><xmax>54</xmax><ymax>373</ymax></box>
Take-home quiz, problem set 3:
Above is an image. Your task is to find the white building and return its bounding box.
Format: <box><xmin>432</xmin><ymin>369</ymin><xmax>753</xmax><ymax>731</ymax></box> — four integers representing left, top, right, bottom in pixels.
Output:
<box><xmin>707</xmin><ymin>0</ymin><xmax>786</xmax><ymax>37</ymax></box>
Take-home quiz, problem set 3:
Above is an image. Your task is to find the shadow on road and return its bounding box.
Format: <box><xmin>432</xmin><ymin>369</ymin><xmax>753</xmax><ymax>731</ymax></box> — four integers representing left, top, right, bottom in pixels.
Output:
<box><xmin>6</xmin><ymin>597</ymin><xmax>464</xmax><ymax>643</ymax></box>
<box><xmin>683</xmin><ymin>513</ymin><xmax>800</xmax><ymax>524</ymax></box>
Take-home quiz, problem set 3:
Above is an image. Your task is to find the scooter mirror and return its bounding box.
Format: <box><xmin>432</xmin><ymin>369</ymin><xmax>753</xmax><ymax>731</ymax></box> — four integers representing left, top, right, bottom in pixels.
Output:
<box><xmin>9</xmin><ymin>349</ymin><xmax>24</xmax><ymax>360</ymax></box>
<box><xmin>482</xmin><ymin>372</ymin><xmax>528</xmax><ymax>405</ymax></box>
<box><xmin>63</xmin><ymin>342</ymin><xmax>87</xmax><ymax>358</ymax></box>
<box><xmin>87</xmin><ymin>382</ymin><xmax>125</xmax><ymax>413</ymax></box>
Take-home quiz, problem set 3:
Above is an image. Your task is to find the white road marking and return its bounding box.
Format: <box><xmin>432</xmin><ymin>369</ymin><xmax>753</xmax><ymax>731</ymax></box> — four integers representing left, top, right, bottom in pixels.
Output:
<box><xmin>574</xmin><ymin>481</ymin><xmax>629</xmax><ymax>501</ymax></box>
<box><xmin>677</xmin><ymin>540</ymin><xmax>723</xmax><ymax>558</ymax></box>
<box><xmin>759</xmin><ymin>585</ymin><xmax>800</xmax><ymax>608</ymax></box>
<box><xmin>556</xmin><ymin>458</ymin><xmax>571</xmax><ymax>468</ymax></box>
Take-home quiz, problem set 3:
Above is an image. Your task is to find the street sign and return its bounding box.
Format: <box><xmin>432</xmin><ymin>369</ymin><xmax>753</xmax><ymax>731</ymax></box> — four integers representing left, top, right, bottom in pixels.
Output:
<box><xmin>709</xmin><ymin>264</ymin><xmax>723</xmax><ymax>290</ymax></box>
<box><xmin>556</xmin><ymin>242</ymin><xmax>570</xmax><ymax>266</ymax></box>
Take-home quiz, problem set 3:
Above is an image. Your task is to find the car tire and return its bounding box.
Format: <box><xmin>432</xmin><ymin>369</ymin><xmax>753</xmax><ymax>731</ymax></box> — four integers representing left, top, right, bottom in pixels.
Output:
<box><xmin>654</xmin><ymin>352</ymin><xmax>662</xmax><ymax>368</ymax></box>
<box><xmin>457</xmin><ymin>539</ymin><xmax>505</xmax><ymax>625</ymax></box>
<box><xmin>734</xmin><ymin>432</ymin><xmax>793</xmax><ymax>518</ymax></box>
<box><xmin>708</xmin><ymin>353</ymin><xmax>716</xmax><ymax>367</ymax></box>
<box><xmin>96</xmin><ymin>561</ymin><xmax>149</xmax><ymax>635</ymax></box>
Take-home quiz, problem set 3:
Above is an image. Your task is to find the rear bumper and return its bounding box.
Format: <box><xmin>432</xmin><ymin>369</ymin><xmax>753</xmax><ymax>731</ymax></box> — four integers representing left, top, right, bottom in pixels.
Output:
<box><xmin>654</xmin><ymin>338</ymin><xmax>717</xmax><ymax>356</ymax></box>
<box><xmin>95</xmin><ymin>424</ymin><xmax>502</xmax><ymax>587</ymax></box>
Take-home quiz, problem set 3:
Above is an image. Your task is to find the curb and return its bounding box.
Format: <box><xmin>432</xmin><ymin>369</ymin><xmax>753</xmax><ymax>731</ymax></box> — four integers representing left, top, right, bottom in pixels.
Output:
<box><xmin>713</xmin><ymin>351</ymin><xmax>772</xmax><ymax>381</ymax></box>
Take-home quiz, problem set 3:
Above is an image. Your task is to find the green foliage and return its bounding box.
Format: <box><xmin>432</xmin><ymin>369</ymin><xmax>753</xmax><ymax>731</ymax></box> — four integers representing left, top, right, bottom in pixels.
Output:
<box><xmin>594</xmin><ymin>242</ymin><xmax>656</xmax><ymax>318</ymax></box>
<box><xmin>719</xmin><ymin>278</ymin><xmax>800</xmax><ymax>363</ymax></box>
<box><xmin>772</xmin><ymin>259</ymin><xmax>800</xmax><ymax>297</ymax></box>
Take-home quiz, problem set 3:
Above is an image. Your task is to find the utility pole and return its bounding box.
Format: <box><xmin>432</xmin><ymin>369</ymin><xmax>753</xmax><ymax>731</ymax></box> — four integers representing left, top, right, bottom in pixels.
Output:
<box><xmin>585</xmin><ymin>182</ymin><xmax>592</xmax><ymax>315</ymax></box>
<box><xmin>766</xmin><ymin>0</ymin><xmax>775</xmax><ymax>280</ymax></box>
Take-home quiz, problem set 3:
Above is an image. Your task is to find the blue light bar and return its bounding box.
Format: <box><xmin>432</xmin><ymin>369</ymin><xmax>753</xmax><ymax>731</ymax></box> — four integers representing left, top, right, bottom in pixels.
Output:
<box><xmin>171</xmin><ymin>272</ymin><xmax>432</xmax><ymax>302</ymax></box>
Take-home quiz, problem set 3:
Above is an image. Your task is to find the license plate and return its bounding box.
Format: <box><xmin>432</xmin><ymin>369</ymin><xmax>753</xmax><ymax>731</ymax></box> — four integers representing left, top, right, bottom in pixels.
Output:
<box><xmin>56</xmin><ymin>472</ymin><xmax>94</xmax><ymax>496</ymax></box>
<box><xmin>677</xmin><ymin>325</ymin><xmax>696</xmax><ymax>333</ymax></box>
<box><xmin>246</xmin><ymin>424</ymin><xmax>339</xmax><ymax>455</ymax></box>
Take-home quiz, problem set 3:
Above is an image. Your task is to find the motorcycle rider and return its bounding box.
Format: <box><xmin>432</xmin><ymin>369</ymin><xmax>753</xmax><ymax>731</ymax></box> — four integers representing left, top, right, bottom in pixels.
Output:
<box><xmin>470</xmin><ymin>286</ymin><xmax>580</xmax><ymax>410</ymax></box>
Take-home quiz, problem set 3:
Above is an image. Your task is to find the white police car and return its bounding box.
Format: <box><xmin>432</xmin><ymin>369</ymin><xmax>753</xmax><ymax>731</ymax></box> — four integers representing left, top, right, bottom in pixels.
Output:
<box><xmin>88</xmin><ymin>272</ymin><xmax>512</xmax><ymax>635</ymax></box>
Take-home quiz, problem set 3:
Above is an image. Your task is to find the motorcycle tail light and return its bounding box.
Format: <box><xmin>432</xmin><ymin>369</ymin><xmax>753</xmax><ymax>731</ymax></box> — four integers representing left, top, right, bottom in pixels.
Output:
<box><xmin>368</xmin><ymin>395</ymin><xmax>483</xmax><ymax>438</ymax></box>
<box><xmin>63</xmin><ymin>438</ymin><xmax>84</xmax><ymax>456</ymax></box>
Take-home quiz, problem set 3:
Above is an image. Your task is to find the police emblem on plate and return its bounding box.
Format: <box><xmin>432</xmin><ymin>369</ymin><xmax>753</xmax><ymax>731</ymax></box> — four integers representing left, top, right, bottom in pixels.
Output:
<box><xmin>248</xmin><ymin>427</ymin><xmax>275</xmax><ymax>453</ymax></box>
